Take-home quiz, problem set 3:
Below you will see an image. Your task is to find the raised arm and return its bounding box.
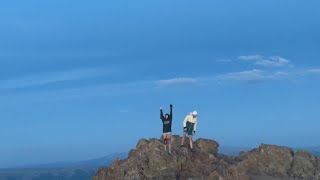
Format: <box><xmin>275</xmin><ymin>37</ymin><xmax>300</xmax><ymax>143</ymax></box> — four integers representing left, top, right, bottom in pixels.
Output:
<box><xmin>160</xmin><ymin>106</ymin><xmax>164</xmax><ymax>120</ymax></box>
<box><xmin>170</xmin><ymin>104</ymin><xmax>173</xmax><ymax>119</ymax></box>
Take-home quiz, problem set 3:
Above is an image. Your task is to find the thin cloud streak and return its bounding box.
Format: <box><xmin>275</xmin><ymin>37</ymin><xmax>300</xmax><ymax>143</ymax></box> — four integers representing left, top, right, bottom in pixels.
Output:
<box><xmin>2</xmin><ymin>63</ymin><xmax>319</xmax><ymax>104</ymax></box>
<box><xmin>217</xmin><ymin>69</ymin><xmax>268</xmax><ymax>82</ymax></box>
<box><xmin>0</xmin><ymin>80</ymin><xmax>155</xmax><ymax>104</ymax></box>
<box><xmin>156</xmin><ymin>78</ymin><xmax>198</xmax><ymax>87</ymax></box>
<box><xmin>0</xmin><ymin>67</ymin><xmax>111</xmax><ymax>90</ymax></box>
<box><xmin>305</xmin><ymin>68</ymin><xmax>320</xmax><ymax>74</ymax></box>
<box><xmin>216</xmin><ymin>69</ymin><xmax>292</xmax><ymax>83</ymax></box>
<box><xmin>238</xmin><ymin>55</ymin><xmax>292</xmax><ymax>67</ymax></box>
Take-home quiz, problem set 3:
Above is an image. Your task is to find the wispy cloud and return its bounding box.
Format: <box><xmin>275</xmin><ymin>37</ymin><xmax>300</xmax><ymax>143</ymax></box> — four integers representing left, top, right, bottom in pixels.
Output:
<box><xmin>274</xmin><ymin>71</ymin><xmax>289</xmax><ymax>76</ymax></box>
<box><xmin>305</xmin><ymin>68</ymin><xmax>320</xmax><ymax>74</ymax></box>
<box><xmin>1</xmin><ymin>53</ymin><xmax>318</xmax><ymax>104</ymax></box>
<box><xmin>2</xmin><ymin>66</ymin><xmax>318</xmax><ymax>104</ymax></box>
<box><xmin>156</xmin><ymin>78</ymin><xmax>198</xmax><ymax>87</ymax></box>
<box><xmin>238</xmin><ymin>55</ymin><xmax>292</xmax><ymax>67</ymax></box>
<box><xmin>0</xmin><ymin>50</ymin><xmax>118</xmax><ymax>60</ymax></box>
<box><xmin>0</xmin><ymin>67</ymin><xmax>110</xmax><ymax>90</ymax></box>
<box><xmin>0</xmin><ymin>80</ymin><xmax>155</xmax><ymax>104</ymax></box>
<box><xmin>217</xmin><ymin>69</ymin><xmax>268</xmax><ymax>82</ymax></box>
<box><xmin>216</xmin><ymin>69</ymin><xmax>289</xmax><ymax>83</ymax></box>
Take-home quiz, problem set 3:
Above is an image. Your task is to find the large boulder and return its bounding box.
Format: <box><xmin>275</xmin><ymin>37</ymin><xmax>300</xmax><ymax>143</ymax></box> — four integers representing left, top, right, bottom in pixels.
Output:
<box><xmin>93</xmin><ymin>136</ymin><xmax>223</xmax><ymax>180</ymax></box>
<box><xmin>290</xmin><ymin>150</ymin><xmax>318</xmax><ymax>179</ymax></box>
<box><xmin>237</xmin><ymin>144</ymin><xmax>294</xmax><ymax>178</ymax></box>
<box><xmin>195</xmin><ymin>138</ymin><xmax>219</xmax><ymax>156</ymax></box>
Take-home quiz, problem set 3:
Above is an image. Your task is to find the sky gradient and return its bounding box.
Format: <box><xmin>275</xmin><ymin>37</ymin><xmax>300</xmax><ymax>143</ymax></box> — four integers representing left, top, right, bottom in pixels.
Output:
<box><xmin>1</xmin><ymin>0</ymin><xmax>320</xmax><ymax>168</ymax></box>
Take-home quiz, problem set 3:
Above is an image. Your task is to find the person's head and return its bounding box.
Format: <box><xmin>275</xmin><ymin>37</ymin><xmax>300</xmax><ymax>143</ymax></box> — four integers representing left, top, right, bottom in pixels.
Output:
<box><xmin>192</xmin><ymin>111</ymin><xmax>198</xmax><ymax>118</ymax></box>
<box><xmin>165</xmin><ymin>113</ymin><xmax>169</xmax><ymax>119</ymax></box>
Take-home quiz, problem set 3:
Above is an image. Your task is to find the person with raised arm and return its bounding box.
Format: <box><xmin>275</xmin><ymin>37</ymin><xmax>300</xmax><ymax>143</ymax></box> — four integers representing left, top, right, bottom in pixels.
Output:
<box><xmin>160</xmin><ymin>104</ymin><xmax>173</xmax><ymax>155</ymax></box>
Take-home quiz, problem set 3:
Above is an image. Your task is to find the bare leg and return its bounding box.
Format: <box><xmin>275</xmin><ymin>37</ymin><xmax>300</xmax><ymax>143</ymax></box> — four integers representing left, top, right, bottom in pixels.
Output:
<box><xmin>168</xmin><ymin>134</ymin><xmax>172</xmax><ymax>154</ymax></box>
<box><xmin>181</xmin><ymin>132</ymin><xmax>186</xmax><ymax>146</ymax></box>
<box><xmin>189</xmin><ymin>135</ymin><xmax>193</xmax><ymax>149</ymax></box>
<box><xmin>163</xmin><ymin>134</ymin><xmax>167</xmax><ymax>151</ymax></box>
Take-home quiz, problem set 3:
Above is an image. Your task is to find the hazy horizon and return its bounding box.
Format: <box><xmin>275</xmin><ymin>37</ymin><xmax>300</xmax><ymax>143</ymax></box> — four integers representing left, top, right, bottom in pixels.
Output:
<box><xmin>1</xmin><ymin>0</ymin><xmax>319</xmax><ymax>168</ymax></box>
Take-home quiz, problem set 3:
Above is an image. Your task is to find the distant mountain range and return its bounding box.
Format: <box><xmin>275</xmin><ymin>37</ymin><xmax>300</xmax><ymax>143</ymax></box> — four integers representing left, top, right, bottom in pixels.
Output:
<box><xmin>0</xmin><ymin>153</ymin><xmax>127</xmax><ymax>180</ymax></box>
<box><xmin>14</xmin><ymin>153</ymin><xmax>128</xmax><ymax>169</ymax></box>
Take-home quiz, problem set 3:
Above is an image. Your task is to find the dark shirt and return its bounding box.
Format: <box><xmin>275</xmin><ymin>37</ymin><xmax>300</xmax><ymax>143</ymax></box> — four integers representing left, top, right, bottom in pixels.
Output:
<box><xmin>160</xmin><ymin>107</ymin><xmax>172</xmax><ymax>133</ymax></box>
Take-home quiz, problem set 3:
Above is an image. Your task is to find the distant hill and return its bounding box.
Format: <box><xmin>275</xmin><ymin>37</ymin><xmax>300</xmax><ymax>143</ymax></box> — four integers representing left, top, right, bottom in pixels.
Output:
<box><xmin>0</xmin><ymin>153</ymin><xmax>127</xmax><ymax>180</ymax></box>
<box><xmin>0</xmin><ymin>168</ymin><xmax>95</xmax><ymax>180</ymax></box>
<box><xmin>15</xmin><ymin>153</ymin><xmax>127</xmax><ymax>169</ymax></box>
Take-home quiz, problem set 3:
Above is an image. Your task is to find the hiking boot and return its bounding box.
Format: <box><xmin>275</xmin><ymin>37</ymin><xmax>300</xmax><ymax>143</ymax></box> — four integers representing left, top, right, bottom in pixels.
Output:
<box><xmin>168</xmin><ymin>151</ymin><xmax>172</xmax><ymax>155</ymax></box>
<box><xmin>180</xmin><ymin>145</ymin><xmax>184</xmax><ymax>149</ymax></box>
<box><xmin>191</xmin><ymin>148</ymin><xmax>196</xmax><ymax>152</ymax></box>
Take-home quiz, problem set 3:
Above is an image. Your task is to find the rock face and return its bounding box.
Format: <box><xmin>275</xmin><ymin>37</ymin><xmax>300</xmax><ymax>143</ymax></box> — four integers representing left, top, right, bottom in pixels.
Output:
<box><xmin>92</xmin><ymin>136</ymin><xmax>320</xmax><ymax>180</ymax></box>
<box><xmin>291</xmin><ymin>151</ymin><xmax>319</xmax><ymax>179</ymax></box>
<box><xmin>237</xmin><ymin>144</ymin><xmax>295</xmax><ymax>178</ymax></box>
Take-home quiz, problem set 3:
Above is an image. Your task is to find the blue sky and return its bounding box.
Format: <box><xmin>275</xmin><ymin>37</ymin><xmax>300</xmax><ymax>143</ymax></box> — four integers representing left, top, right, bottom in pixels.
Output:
<box><xmin>1</xmin><ymin>0</ymin><xmax>320</xmax><ymax>168</ymax></box>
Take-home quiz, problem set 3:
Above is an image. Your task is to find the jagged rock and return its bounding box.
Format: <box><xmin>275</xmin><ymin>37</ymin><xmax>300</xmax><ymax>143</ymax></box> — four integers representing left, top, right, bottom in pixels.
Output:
<box><xmin>317</xmin><ymin>158</ymin><xmax>320</xmax><ymax>177</ymax></box>
<box><xmin>290</xmin><ymin>151</ymin><xmax>318</xmax><ymax>179</ymax></box>
<box><xmin>136</xmin><ymin>138</ymin><xmax>149</xmax><ymax>149</ymax></box>
<box><xmin>237</xmin><ymin>144</ymin><xmax>295</xmax><ymax>178</ymax></box>
<box><xmin>92</xmin><ymin>136</ymin><xmax>320</xmax><ymax>180</ymax></box>
<box><xmin>195</xmin><ymin>138</ymin><xmax>219</xmax><ymax>156</ymax></box>
<box><xmin>93</xmin><ymin>136</ymin><xmax>220</xmax><ymax>180</ymax></box>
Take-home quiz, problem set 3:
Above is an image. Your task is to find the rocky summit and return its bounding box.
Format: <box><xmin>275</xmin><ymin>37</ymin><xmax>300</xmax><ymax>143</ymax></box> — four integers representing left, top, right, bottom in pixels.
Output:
<box><xmin>92</xmin><ymin>135</ymin><xmax>320</xmax><ymax>180</ymax></box>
